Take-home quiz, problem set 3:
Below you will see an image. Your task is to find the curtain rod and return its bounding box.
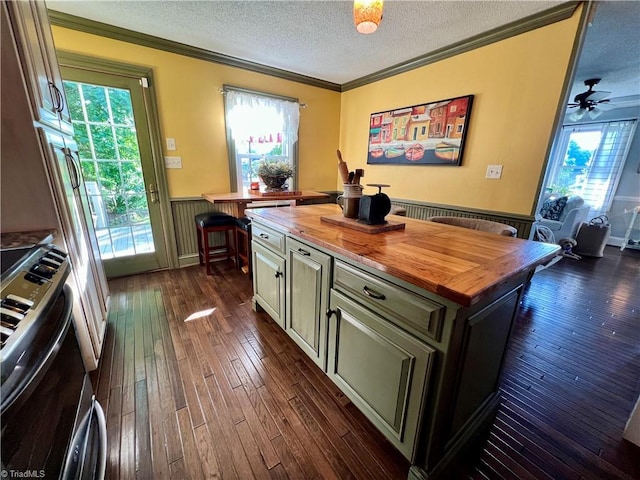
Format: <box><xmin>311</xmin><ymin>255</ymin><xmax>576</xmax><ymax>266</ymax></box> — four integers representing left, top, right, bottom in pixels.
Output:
<box><xmin>218</xmin><ymin>87</ymin><xmax>307</xmax><ymax>108</ymax></box>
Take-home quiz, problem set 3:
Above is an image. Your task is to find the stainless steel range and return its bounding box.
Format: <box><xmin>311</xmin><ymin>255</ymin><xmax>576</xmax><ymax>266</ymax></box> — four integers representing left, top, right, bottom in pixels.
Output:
<box><xmin>0</xmin><ymin>244</ymin><xmax>106</xmax><ymax>479</ymax></box>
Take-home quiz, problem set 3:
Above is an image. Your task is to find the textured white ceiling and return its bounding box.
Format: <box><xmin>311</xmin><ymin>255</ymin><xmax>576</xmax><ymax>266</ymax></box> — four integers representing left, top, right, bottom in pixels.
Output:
<box><xmin>569</xmin><ymin>0</ymin><xmax>640</xmax><ymax>105</ymax></box>
<box><xmin>47</xmin><ymin>0</ymin><xmax>565</xmax><ymax>85</ymax></box>
<box><xmin>47</xmin><ymin>0</ymin><xmax>639</xmax><ymax>105</ymax></box>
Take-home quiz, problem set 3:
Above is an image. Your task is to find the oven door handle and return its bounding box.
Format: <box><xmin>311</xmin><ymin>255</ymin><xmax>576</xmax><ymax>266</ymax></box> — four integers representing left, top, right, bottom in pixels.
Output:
<box><xmin>61</xmin><ymin>396</ymin><xmax>107</xmax><ymax>480</ymax></box>
<box><xmin>94</xmin><ymin>398</ymin><xmax>107</xmax><ymax>480</ymax></box>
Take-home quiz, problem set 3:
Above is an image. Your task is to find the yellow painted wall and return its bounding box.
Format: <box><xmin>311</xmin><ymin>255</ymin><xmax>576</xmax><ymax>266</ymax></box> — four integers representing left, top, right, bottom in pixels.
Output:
<box><xmin>339</xmin><ymin>9</ymin><xmax>582</xmax><ymax>216</ymax></box>
<box><xmin>51</xmin><ymin>27</ymin><xmax>341</xmax><ymax>198</ymax></box>
<box><xmin>53</xmin><ymin>5</ymin><xmax>581</xmax><ymax>216</ymax></box>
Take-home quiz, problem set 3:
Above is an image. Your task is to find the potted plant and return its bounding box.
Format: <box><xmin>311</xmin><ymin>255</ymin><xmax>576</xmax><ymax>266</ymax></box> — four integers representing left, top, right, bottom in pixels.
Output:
<box><xmin>256</xmin><ymin>159</ymin><xmax>294</xmax><ymax>191</ymax></box>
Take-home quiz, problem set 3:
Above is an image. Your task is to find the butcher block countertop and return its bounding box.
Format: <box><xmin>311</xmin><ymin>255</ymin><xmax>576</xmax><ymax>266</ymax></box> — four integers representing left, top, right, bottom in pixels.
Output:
<box><xmin>247</xmin><ymin>204</ymin><xmax>560</xmax><ymax>307</ymax></box>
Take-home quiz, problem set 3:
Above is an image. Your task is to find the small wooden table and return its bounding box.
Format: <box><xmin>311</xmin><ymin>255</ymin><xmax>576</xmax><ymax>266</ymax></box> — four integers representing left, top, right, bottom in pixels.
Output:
<box><xmin>202</xmin><ymin>190</ymin><xmax>329</xmax><ymax>217</ymax></box>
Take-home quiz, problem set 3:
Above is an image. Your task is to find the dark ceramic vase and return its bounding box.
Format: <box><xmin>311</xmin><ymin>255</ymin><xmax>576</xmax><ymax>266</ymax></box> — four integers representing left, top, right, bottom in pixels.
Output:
<box><xmin>260</xmin><ymin>175</ymin><xmax>289</xmax><ymax>191</ymax></box>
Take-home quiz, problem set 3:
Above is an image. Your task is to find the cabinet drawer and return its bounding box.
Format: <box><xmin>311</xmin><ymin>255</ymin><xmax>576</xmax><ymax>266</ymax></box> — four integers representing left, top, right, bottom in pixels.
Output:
<box><xmin>252</xmin><ymin>221</ymin><xmax>286</xmax><ymax>255</ymax></box>
<box><xmin>287</xmin><ymin>237</ymin><xmax>331</xmax><ymax>265</ymax></box>
<box><xmin>333</xmin><ymin>260</ymin><xmax>443</xmax><ymax>341</ymax></box>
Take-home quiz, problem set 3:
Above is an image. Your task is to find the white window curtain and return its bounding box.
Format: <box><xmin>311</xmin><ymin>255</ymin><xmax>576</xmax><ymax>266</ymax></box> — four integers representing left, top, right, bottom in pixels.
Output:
<box><xmin>224</xmin><ymin>89</ymin><xmax>300</xmax><ymax>192</ymax></box>
<box><xmin>546</xmin><ymin>120</ymin><xmax>637</xmax><ymax>217</ymax></box>
<box><xmin>226</xmin><ymin>90</ymin><xmax>299</xmax><ymax>145</ymax></box>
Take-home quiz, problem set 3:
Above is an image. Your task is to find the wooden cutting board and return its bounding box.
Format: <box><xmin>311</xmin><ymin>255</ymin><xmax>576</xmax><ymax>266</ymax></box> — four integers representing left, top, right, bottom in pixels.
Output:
<box><xmin>320</xmin><ymin>215</ymin><xmax>405</xmax><ymax>233</ymax></box>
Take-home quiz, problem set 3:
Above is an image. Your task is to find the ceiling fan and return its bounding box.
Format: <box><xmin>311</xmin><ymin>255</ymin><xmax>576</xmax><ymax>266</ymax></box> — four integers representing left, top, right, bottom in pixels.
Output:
<box><xmin>567</xmin><ymin>78</ymin><xmax>612</xmax><ymax>121</ymax></box>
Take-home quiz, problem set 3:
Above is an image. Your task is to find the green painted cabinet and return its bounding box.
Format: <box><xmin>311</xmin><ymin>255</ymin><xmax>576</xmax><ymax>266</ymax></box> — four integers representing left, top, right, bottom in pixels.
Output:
<box><xmin>327</xmin><ymin>289</ymin><xmax>435</xmax><ymax>460</ymax></box>
<box><xmin>5</xmin><ymin>0</ymin><xmax>73</xmax><ymax>135</ymax></box>
<box><xmin>252</xmin><ymin>241</ymin><xmax>285</xmax><ymax>328</ymax></box>
<box><xmin>286</xmin><ymin>237</ymin><xmax>332</xmax><ymax>369</ymax></box>
<box><xmin>248</xmin><ymin>211</ymin><xmax>537</xmax><ymax>477</ymax></box>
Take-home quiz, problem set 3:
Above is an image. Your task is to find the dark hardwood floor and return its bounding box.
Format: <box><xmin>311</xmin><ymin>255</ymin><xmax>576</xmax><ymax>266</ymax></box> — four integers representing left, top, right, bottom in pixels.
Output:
<box><xmin>468</xmin><ymin>246</ymin><xmax>640</xmax><ymax>480</ymax></box>
<box><xmin>92</xmin><ymin>246</ymin><xmax>640</xmax><ymax>479</ymax></box>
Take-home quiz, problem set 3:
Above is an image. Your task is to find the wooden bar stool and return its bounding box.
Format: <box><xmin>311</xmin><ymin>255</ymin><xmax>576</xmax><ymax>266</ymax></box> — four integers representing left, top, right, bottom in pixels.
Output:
<box><xmin>235</xmin><ymin>216</ymin><xmax>252</xmax><ymax>274</ymax></box>
<box><xmin>195</xmin><ymin>212</ymin><xmax>236</xmax><ymax>275</ymax></box>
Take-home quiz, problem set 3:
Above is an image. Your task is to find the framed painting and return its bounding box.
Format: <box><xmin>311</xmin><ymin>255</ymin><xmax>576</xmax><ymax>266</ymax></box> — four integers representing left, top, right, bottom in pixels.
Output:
<box><xmin>366</xmin><ymin>94</ymin><xmax>474</xmax><ymax>166</ymax></box>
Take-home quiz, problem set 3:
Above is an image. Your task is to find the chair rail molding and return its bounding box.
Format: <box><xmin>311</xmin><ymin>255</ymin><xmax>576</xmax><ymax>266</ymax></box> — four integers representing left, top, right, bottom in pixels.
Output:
<box><xmin>170</xmin><ymin>196</ymin><xmax>536</xmax><ymax>269</ymax></box>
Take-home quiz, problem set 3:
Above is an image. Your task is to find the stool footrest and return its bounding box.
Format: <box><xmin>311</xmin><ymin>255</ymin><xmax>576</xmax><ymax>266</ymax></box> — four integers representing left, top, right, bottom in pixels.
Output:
<box><xmin>196</xmin><ymin>214</ymin><xmax>237</xmax><ymax>275</ymax></box>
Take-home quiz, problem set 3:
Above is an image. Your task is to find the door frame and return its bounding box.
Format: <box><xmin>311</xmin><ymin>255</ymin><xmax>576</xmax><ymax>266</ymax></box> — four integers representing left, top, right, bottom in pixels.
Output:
<box><xmin>531</xmin><ymin>2</ymin><xmax>594</xmax><ymax>218</ymax></box>
<box><xmin>57</xmin><ymin>51</ymin><xmax>179</xmax><ymax>270</ymax></box>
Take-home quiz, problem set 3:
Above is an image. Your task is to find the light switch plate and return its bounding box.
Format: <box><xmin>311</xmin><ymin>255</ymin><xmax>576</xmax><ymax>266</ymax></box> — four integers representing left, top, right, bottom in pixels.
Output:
<box><xmin>486</xmin><ymin>164</ymin><xmax>503</xmax><ymax>179</ymax></box>
<box><xmin>164</xmin><ymin>156</ymin><xmax>182</xmax><ymax>168</ymax></box>
<box><xmin>166</xmin><ymin>137</ymin><xmax>176</xmax><ymax>151</ymax></box>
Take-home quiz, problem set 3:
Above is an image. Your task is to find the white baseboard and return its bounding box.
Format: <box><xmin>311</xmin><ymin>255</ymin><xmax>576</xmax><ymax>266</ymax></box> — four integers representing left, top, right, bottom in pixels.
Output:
<box><xmin>178</xmin><ymin>254</ymin><xmax>200</xmax><ymax>268</ymax></box>
<box><xmin>177</xmin><ymin>254</ymin><xmax>236</xmax><ymax>269</ymax></box>
<box><xmin>609</xmin><ymin>236</ymin><xmax>640</xmax><ymax>250</ymax></box>
<box><xmin>608</xmin><ymin>236</ymin><xmax>625</xmax><ymax>247</ymax></box>
<box><xmin>624</xmin><ymin>396</ymin><xmax>640</xmax><ymax>447</ymax></box>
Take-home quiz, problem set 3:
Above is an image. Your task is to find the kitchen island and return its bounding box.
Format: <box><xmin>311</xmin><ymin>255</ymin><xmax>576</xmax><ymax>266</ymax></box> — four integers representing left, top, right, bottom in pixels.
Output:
<box><xmin>247</xmin><ymin>204</ymin><xmax>559</xmax><ymax>479</ymax></box>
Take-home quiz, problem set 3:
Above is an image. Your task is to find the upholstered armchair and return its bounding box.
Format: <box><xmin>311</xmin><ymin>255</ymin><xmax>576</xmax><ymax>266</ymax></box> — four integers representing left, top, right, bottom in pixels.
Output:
<box><xmin>536</xmin><ymin>193</ymin><xmax>590</xmax><ymax>241</ymax></box>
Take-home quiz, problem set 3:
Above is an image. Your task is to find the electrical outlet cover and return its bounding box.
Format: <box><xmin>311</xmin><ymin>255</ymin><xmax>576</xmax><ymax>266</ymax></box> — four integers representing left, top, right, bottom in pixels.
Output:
<box><xmin>164</xmin><ymin>156</ymin><xmax>182</xmax><ymax>168</ymax></box>
<box><xmin>486</xmin><ymin>164</ymin><xmax>503</xmax><ymax>179</ymax></box>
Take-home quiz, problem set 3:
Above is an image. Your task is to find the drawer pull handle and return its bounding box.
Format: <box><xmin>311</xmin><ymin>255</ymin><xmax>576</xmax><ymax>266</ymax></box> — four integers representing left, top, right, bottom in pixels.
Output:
<box><xmin>326</xmin><ymin>308</ymin><xmax>337</xmax><ymax>319</ymax></box>
<box><xmin>274</xmin><ymin>271</ymin><xmax>283</xmax><ymax>279</ymax></box>
<box><xmin>363</xmin><ymin>286</ymin><xmax>385</xmax><ymax>300</ymax></box>
<box><xmin>297</xmin><ymin>248</ymin><xmax>311</xmax><ymax>256</ymax></box>
<box><xmin>259</xmin><ymin>233</ymin><xmax>270</xmax><ymax>239</ymax></box>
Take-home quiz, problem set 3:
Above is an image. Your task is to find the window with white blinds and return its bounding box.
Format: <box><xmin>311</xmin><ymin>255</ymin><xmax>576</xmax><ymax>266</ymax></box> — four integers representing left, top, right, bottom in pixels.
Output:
<box><xmin>546</xmin><ymin>120</ymin><xmax>637</xmax><ymax>216</ymax></box>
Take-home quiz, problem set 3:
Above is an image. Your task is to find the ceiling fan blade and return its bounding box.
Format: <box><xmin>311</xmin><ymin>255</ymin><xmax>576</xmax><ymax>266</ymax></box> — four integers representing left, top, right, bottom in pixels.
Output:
<box><xmin>588</xmin><ymin>108</ymin><xmax>603</xmax><ymax>120</ymax></box>
<box><xmin>586</xmin><ymin>91</ymin><xmax>611</xmax><ymax>102</ymax></box>
<box><xmin>607</xmin><ymin>94</ymin><xmax>640</xmax><ymax>105</ymax></box>
<box><xmin>596</xmin><ymin>101</ymin><xmax>616</xmax><ymax>111</ymax></box>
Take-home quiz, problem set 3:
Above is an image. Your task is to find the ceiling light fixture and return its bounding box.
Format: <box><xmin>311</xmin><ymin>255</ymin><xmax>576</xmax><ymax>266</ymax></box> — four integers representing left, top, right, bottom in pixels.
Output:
<box><xmin>568</xmin><ymin>105</ymin><xmax>604</xmax><ymax>122</ymax></box>
<box><xmin>354</xmin><ymin>0</ymin><xmax>384</xmax><ymax>34</ymax></box>
<box><xmin>569</xmin><ymin>108</ymin><xmax>587</xmax><ymax>122</ymax></box>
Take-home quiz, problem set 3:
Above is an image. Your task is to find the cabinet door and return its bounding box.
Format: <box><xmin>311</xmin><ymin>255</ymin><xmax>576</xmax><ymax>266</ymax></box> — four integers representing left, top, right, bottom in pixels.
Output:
<box><xmin>64</xmin><ymin>138</ymin><xmax>110</xmax><ymax>316</ymax></box>
<box><xmin>449</xmin><ymin>289</ymin><xmax>518</xmax><ymax>437</ymax></box>
<box><xmin>328</xmin><ymin>289</ymin><xmax>435</xmax><ymax>460</ymax></box>
<box><xmin>5</xmin><ymin>1</ymin><xmax>73</xmax><ymax>134</ymax></box>
<box><xmin>252</xmin><ymin>241</ymin><xmax>285</xmax><ymax>329</ymax></box>
<box><xmin>286</xmin><ymin>238</ymin><xmax>331</xmax><ymax>370</ymax></box>
<box><xmin>38</xmin><ymin>128</ymin><xmax>106</xmax><ymax>368</ymax></box>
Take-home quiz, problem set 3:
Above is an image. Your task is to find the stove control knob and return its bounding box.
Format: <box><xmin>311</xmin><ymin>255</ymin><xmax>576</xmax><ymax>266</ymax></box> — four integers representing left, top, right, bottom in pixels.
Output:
<box><xmin>29</xmin><ymin>263</ymin><xmax>55</xmax><ymax>279</ymax></box>
<box><xmin>39</xmin><ymin>258</ymin><xmax>60</xmax><ymax>270</ymax></box>
<box><xmin>24</xmin><ymin>272</ymin><xmax>46</xmax><ymax>285</ymax></box>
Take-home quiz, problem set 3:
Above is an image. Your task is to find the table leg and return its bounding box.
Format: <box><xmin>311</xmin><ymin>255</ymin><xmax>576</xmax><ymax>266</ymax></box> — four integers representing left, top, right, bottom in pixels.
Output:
<box><xmin>237</xmin><ymin>202</ymin><xmax>248</xmax><ymax>218</ymax></box>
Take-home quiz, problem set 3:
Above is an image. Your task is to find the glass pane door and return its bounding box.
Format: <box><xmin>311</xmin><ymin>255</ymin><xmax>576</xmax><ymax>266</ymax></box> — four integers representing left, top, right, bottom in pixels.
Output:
<box><xmin>61</xmin><ymin>67</ymin><xmax>168</xmax><ymax>277</ymax></box>
<box><xmin>64</xmin><ymin>81</ymin><xmax>152</xmax><ymax>259</ymax></box>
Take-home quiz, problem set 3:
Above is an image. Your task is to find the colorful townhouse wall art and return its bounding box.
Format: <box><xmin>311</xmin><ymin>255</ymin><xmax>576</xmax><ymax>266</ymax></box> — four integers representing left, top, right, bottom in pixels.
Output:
<box><xmin>367</xmin><ymin>95</ymin><xmax>474</xmax><ymax>166</ymax></box>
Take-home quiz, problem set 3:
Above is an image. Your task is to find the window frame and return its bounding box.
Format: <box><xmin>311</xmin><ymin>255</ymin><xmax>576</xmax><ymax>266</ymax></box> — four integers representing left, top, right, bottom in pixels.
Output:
<box><xmin>223</xmin><ymin>85</ymin><xmax>299</xmax><ymax>193</ymax></box>
<box><xmin>544</xmin><ymin>120</ymin><xmax>637</xmax><ymax>216</ymax></box>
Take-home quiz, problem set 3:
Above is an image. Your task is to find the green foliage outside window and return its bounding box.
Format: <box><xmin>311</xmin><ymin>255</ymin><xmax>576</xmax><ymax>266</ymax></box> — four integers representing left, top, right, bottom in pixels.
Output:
<box><xmin>552</xmin><ymin>139</ymin><xmax>594</xmax><ymax>195</ymax></box>
<box><xmin>63</xmin><ymin>81</ymin><xmax>148</xmax><ymax>224</ymax></box>
<box><xmin>565</xmin><ymin>140</ymin><xmax>592</xmax><ymax>168</ymax></box>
